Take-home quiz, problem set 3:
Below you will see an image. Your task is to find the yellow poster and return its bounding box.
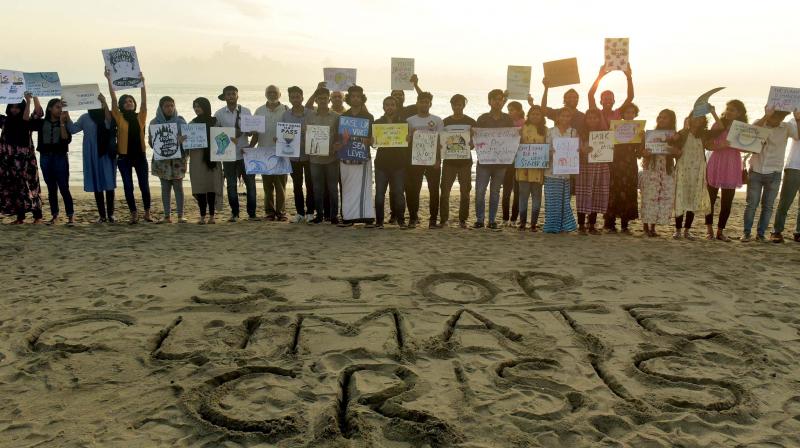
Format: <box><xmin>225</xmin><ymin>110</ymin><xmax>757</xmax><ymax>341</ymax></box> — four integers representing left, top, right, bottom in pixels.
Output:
<box><xmin>610</xmin><ymin>120</ymin><xmax>646</xmax><ymax>144</ymax></box>
<box><xmin>373</xmin><ymin>123</ymin><xmax>409</xmax><ymax>147</ymax></box>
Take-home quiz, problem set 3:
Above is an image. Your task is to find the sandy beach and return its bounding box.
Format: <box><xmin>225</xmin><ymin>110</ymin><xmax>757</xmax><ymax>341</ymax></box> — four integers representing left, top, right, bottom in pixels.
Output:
<box><xmin>1</xmin><ymin>190</ymin><xmax>799</xmax><ymax>447</ymax></box>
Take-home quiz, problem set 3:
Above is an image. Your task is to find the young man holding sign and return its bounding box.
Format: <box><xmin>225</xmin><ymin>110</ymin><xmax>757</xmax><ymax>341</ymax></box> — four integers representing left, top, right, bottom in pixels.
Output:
<box><xmin>406</xmin><ymin>92</ymin><xmax>444</xmax><ymax>229</ymax></box>
<box><xmin>742</xmin><ymin>108</ymin><xmax>799</xmax><ymax>242</ymax></box>
<box><xmin>440</xmin><ymin>94</ymin><xmax>477</xmax><ymax>229</ymax></box>
<box><xmin>281</xmin><ymin>86</ymin><xmax>315</xmax><ymax>223</ymax></box>
<box><xmin>374</xmin><ymin>96</ymin><xmax>408</xmax><ymax>228</ymax></box>
<box><xmin>474</xmin><ymin>89</ymin><xmax>515</xmax><ymax>230</ymax></box>
<box><xmin>306</xmin><ymin>87</ymin><xmax>340</xmax><ymax>224</ymax></box>
<box><xmin>213</xmin><ymin>85</ymin><xmax>256</xmax><ymax>222</ymax></box>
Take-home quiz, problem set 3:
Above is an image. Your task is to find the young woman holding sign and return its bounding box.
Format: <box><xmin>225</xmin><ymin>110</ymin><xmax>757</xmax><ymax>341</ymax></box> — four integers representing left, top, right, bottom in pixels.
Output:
<box><xmin>516</xmin><ymin>106</ymin><xmax>546</xmax><ymax>232</ymax></box>
<box><xmin>30</xmin><ymin>98</ymin><xmax>75</xmax><ymax>225</ymax></box>
<box><xmin>671</xmin><ymin>114</ymin><xmax>712</xmax><ymax>240</ymax></box>
<box><xmin>705</xmin><ymin>100</ymin><xmax>743</xmax><ymax>241</ymax></box>
<box><xmin>149</xmin><ymin>96</ymin><xmax>188</xmax><ymax>223</ymax></box>
<box><xmin>106</xmin><ymin>68</ymin><xmax>151</xmax><ymax>224</ymax></box>
<box><xmin>576</xmin><ymin>108</ymin><xmax>610</xmax><ymax>235</ymax></box>
<box><xmin>189</xmin><ymin>97</ymin><xmax>222</xmax><ymax>224</ymax></box>
<box><xmin>0</xmin><ymin>93</ymin><xmax>44</xmax><ymax>224</ymax></box>
<box><xmin>543</xmin><ymin>108</ymin><xmax>578</xmax><ymax>234</ymax></box>
<box><xmin>604</xmin><ymin>103</ymin><xmax>642</xmax><ymax>234</ymax></box>
<box><xmin>639</xmin><ymin>109</ymin><xmax>677</xmax><ymax>237</ymax></box>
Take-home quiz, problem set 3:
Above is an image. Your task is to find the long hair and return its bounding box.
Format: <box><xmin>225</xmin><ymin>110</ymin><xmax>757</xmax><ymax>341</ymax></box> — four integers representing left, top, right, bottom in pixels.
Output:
<box><xmin>526</xmin><ymin>105</ymin><xmax>547</xmax><ymax>136</ymax></box>
<box><xmin>723</xmin><ymin>99</ymin><xmax>748</xmax><ymax>126</ymax></box>
<box><xmin>44</xmin><ymin>98</ymin><xmax>61</xmax><ymax>121</ymax></box>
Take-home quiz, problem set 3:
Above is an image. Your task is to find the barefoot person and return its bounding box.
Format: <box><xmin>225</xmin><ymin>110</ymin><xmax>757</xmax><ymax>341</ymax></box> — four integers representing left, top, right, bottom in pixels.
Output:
<box><xmin>30</xmin><ymin>98</ymin><xmax>75</xmax><ymax>225</ymax></box>
<box><xmin>576</xmin><ymin>108</ymin><xmax>610</xmax><ymax>235</ymax></box>
<box><xmin>604</xmin><ymin>103</ymin><xmax>643</xmax><ymax>234</ymax></box>
<box><xmin>335</xmin><ymin>85</ymin><xmax>375</xmax><ymax>227</ymax></box>
<box><xmin>743</xmin><ymin>108</ymin><xmax>799</xmax><ymax>242</ymax></box>
<box><xmin>543</xmin><ymin>108</ymin><xmax>578</xmax><ymax>234</ymax></box>
<box><xmin>188</xmin><ymin>97</ymin><xmax>223</xmax><ymax>224</ymax></box>
<box><xmin>517</xmin><ymin>106</ymin><xmax>547</xmax><ymax>232</ymax></box>
<box><xmin>640</xmin><ymin>109</ymin><xmax>677</xmax><ymax>237</ymax></box>
<box><xmin>671</xmin><ymin>114</ymin><xmax>712</xmax><ymax>240</ymax></box>
<box><xmin>440</xmin><ymin>94</ymin><xmax>476</xmax><ymax>229</ymax></box>
<box><xmin>588</xmin><ymin>64</ymin><xmax>635</xmax><ymax>128</ymax></box>
<box><xmin>107</xmin><ymin>69</ymin><xmax>151</xmax><ymax>224</ymax></box>
<box><xmin>405</xmin><ymin>91</ymin><xmax>444</xmax><ymax>229</ymax></box>
<box><xmin>0</xmin><ymin>94</ymin><xmax>43</xmax><ymax>224</ymax></box>
<box><xmin>66</xmin><ymin>93</ymin><xmax>117</xmax><ymax>223</ymax></box>
<box><xmin>149</xmin><ymin>96</ymin><xmax>188</xmax><ymax>223</ymax></box>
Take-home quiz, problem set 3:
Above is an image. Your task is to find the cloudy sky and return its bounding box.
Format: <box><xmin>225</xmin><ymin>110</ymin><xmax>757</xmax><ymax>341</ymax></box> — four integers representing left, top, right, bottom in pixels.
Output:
<box><xmin>3</xmin><ymin>0</ymin><xmax>798</xmax><ymax>100</ymax></box>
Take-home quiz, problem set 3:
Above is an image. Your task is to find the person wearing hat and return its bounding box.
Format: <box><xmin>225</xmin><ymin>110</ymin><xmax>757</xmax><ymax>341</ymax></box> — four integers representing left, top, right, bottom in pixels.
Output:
<box><xmin>213</xmin><ymin>85</ymin><xmax>256</xmax><ymax>222</ymax></box>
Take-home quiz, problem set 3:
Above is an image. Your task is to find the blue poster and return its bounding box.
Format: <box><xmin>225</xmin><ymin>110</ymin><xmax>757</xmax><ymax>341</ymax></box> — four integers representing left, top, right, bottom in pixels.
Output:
<box><xmin>337</xmin><ymin>116</ymin><xmax>370</xmax><ymax>161</ymax></box>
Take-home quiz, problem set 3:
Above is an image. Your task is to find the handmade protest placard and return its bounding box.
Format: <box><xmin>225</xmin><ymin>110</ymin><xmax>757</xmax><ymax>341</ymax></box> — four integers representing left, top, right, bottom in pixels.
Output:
<box><xmin>588</xmin><ymin>131</ymin><xmax>614</xmax><ymax>163</ymax></box>
<box><xmin>61</xmin><ymin>84</ymin><xmax>102</xmax><ymax>111</ymax></box>
<box><xmin>767</xmin><ymin>86</ymin><xmax>800</xmax><ymax>113</ymax></box>
<box><xmin>604</xmin><ymin>38</ymin><xmax>629</xmax><ymax>72</ymax></box>
<box><xmin>102</xmin><ymin>46</ymin><xmax>143</xmax><ymax>91</ymax></box>
<box><xmin>515</xmin><ymin>144</ymin><xmax>549</xmax><ymax>169</ymax></box>
<box><xmin>727</xmin><ymin>121</ymin><xmax>770</xmax><ymax>153</ymax></box>
<box><xmin>474</xmin><ymin>127</ymin><xmax>521</xmax><ymax>164</ymax></box>
<box><xmin>276</xmin><ymin>122</ymin><xmax>301</xmax><ymax>158</ymax></box>
<box><xmin>244</xmin><ymin>146</ymin><xmax>293</xmax><ymax>175</ymax></box>
<box><xmin>306</xmin><ymin>125</ymin><xmax>331</xmax><ymax>156</ymax></box>
<box><xmin>645</xmin><ymin>130</ymin><xmax>675</xmax><ymax>155</ymax></box>
<box><xmin>552</xmin><ymin>137</ymin><xmax>580</xmax><ymax>175</ymax></box>
<box><xmin>324</xmin><ymin>68</ymin><xmax>357</xmax><ymax>92</ymax></box>
<box><xmin>692</xmin><ymin>87</ymin><xmax>725</xmax><ymax>117</ymax></box>
<box><xmin>373</xmin><ymin>123</ymin><xmax>408</xmax><ymax>147</ymax></box>
<box><xmin>180</xmin><ymin>123</ymin><xmax>208</xmax><ymax>150</ymax></box>
<box><xmin>240</xmin><ymin>115</ymin><xmax>265</xmax><ymax>133</ymax></box>
<box><xmin>209</xmin><ymin>127</ymin><xmax>237</xmax><ymax>161</ymax></box>
<box><xmin>610</xmin><ymin>120</ymin><xmax>646</xmax><ymax>144</ymax></box>
<box><xmin>506</xmin><ymin>65</ymin><xmax>531</xmax><ymax>100</ymax></box>
<box><xmin>391</xmin><ymin>58</ymin><xmax>414</xmax><ymax>91</ymax></box>
<box><xmin>337</xmin><ymin>116</ymin><xmax>370</xmax><ymax>161</ymax></box>
<box><xmin>542</xmin><ymin>58</ymin><xmax>580</xmax><ymax>88</ymax></box>
<box><xmin>441</xmin><ymin>125</ymin><xmax>472</xmax><ymax>160</ymax></box>
<box><xmin>411</xmin><ymin>130</ymin><xmax>438</xmax><ymax>166</ymax></box>
<box><xmin>23</xmin><ymin>72</ymin><xmax>61</xmax><ymax>97</ymax></box>
<box><xmin>0</xmin><ymin>70</ymin><xmax>26</xmax><ymax>103</ymax></box>
<box><xmin>149</xmin><ymin>123</ymin><xmax>181</xmax><ymax>160</ymax></box>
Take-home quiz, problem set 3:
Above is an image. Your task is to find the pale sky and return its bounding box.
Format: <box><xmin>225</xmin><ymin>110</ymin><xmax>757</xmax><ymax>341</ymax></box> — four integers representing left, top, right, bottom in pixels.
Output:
<box><xmin>3</xmin><ymin>0</ymin><xmax>799</xmax><ymax>100</ymax></box>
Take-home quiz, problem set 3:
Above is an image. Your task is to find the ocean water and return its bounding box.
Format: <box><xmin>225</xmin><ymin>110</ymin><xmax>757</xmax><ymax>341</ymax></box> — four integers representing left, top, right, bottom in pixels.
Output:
<box><xmin>47</xmin><ymin>84</ymin><xmax>770</xmax><ymax>188</ymax></box>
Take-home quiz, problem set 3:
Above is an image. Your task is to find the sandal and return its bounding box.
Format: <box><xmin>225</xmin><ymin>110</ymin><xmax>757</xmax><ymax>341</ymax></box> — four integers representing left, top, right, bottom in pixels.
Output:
<box><xmin>716</xmin><ymin>231</ymin><xmax>731</xmax><ymax>242</ymax></box>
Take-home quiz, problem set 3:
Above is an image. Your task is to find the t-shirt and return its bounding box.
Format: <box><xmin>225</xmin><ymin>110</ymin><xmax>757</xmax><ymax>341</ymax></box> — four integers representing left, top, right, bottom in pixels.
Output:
<box><xmin>786</xmin><ymin>137</ymin><xmax>800</xmax><ymax>171</ymax></box>
<box><xmin>475</xmin><ymin>112</ymin><xmax>515</xmax><ymax>166</ymax></box>
<box><xmin>336</xmin><ymin>108</ymin><xmax>374</xmax><ymax>164</ymax></box>
<box><xmin>750</xmin><ymin>120</ymin><xmax>798</xmax><ymax>174</ymax></box>
<box><xmin>407</xmin><ymin>114</ymin><xmax>444</xmax><ymax>164</ymax></box>
<box><xmin>305</xmin><ymin>109</ymin><xmax>340</xmax><ymax>165</ymax></box>
<box><xmin>442</xmin><ymin>115</ymin><xmax>477</xmax><ymax>167</ymax></box>
<box><xmin>374</xmin><ymin>115</ymin><xmax>408</xmax><ymax>170</ymax></box>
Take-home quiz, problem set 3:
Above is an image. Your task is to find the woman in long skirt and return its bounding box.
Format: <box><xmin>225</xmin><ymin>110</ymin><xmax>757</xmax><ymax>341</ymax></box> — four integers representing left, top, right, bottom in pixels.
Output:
<box><xmin>605</xmin><ymin>103</ymin><xmax>643</xmax><ymax>234</ymax></box>
<box><xmin>0</xmin><ymin>95</ymin><xmax>43</xmax><ymax>224</ymax></box>
<box><xmin>640</xmin><ymin>109</ymin><xmax>677</xmax><ymax>237</ymax></box>
<box><xmin>671</xmin><ymin>114</ymin><xmax>712</xmax><ymax>240</ymax></box>
<box><xmin>543</xmin><ymin>108</ymin><xmax>578</xmax><ymax>233</ymax></box>
<box><xmin>189</xmin><ymin>97</ymin><xmax>223</xmax><ymax>224</ymax></box>
<box><xmin>576</xmin><ymin>108</ymin><xmax>610</xmax><ymax>234</ymax></box>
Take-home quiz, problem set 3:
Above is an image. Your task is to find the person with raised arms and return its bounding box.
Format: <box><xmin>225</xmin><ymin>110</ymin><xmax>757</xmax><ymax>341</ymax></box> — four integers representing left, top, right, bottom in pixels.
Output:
<box><xmin>149</xmin><ymin>96</ymin><xmax>188</xmax><ymax>223</ymax></box>
<box><xmin>212</xmin><ymin>85</ymin><xmax>256</xmax><ymax>222</ymax></box>
<box><xmin>743</xmin><ymin>107</ymin><xmax>799</xmax><ymax>242</ymax></box>
<box><xmin>251</xmin><ymin>85</ymin><xmax>289</xmax><ymax>221</ymax></box>
<box><xmin>0</xmin><ymin>93</ymin><xmax>44</xmax><ymax>224</ymax></box>
<box><xmin>588</xmin><ymin>64</ymin><xmax>634</xmax><ymax>129</ymax></box>
<box><xmin>306</xmin><ymin>87</ymin><xmax>340</xmax><ymax>225</ymax></box>
<box><xmin>439</xmin><ymin>94</ymin><xmax>477</xmax><ymax>229</ymax></box>
<box><xmin>405</xmin><ymin>91</ymin><xmax>444</xmax><ymax>229</ymax></box>
<box><xmin>335</xmin><ymin>85</ymin><xmax>375</xmax><ymax>227</ymax></box>
<box><xmin>66</xmin><ymin>93</ymin><xmax>117</xmax><ymax>224</ymax></box>
<box><xmin>474</xmin><ymin>89</ymin><xmax>514</xmax><ymax>230</ymax></box>
<box><xmin>106</xmin><ymin>68</ymin><xmax>151</xmax><ymax>224</ymax></box>
<box><xmin>539</xmin><ymin>79</ymin><xmax>585</xmax><ymax>134</ymax></box>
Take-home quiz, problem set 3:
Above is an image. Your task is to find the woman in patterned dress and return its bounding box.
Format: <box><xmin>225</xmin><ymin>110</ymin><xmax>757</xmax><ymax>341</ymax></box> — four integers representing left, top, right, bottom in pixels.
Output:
<box><xmin>640</xmin><ymin>109</ymin><xmax>677</xmax><ymax>237</ymax></box>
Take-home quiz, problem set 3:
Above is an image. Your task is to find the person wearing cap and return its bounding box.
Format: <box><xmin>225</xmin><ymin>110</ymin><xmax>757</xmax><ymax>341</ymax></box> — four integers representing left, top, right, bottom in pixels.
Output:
<box><xmin>213</xmin><ymin>85</ymin><xmax>256</xmax><ymax>222</ymax></box>
<box><xmin>306</xmin><ymin>87</ymin><xmax>340</xmax><ymax>224</ymax></box>
<box><xmin>335</xmin><ymin>85</ymin><xmax>375</xmax><ymax>226</ymax></box>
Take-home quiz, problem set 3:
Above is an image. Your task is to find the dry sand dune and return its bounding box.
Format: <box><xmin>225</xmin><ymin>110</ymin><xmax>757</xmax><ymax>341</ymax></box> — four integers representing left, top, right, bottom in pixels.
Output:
<box><xmin>1</xmin><ymin>191</ymin><xmax>799</xmax><ymax>447</ymax></box>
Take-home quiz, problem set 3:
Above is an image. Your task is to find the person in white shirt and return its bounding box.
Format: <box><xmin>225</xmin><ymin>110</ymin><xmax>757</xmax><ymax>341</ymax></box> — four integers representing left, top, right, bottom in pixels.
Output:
<box><xmin>405</xmin><ymin>92</ymin><xmax>444</xmax><ymax>229</ymax></box>
<box><xmin>250</xmin><ymin>85</ymin><xmax>289</xmax><ymax>221</ymax></box>
<box><xmin>213</xmin><ymin>86</ymin><xmax>256</xmax><ymax>222</ymax></box>
<box><xmin>742</xmin><ymin>108</ymin><xmax>800</xmax><ymax>242</ymax></box>
<box><xmin>771</xmin><ymin>109</ymin><xmax>800</xmax><ymax>243</ymax></box>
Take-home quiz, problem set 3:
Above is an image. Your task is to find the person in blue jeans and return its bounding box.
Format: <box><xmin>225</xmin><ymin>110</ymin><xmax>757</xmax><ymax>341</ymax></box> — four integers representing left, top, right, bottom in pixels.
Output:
<box><xmin>742</xmin><ymin>108</ymin><xmax>799</xmax><ymax>242</ymax></box>
<box><xmin>772</xmin><ymin>131</ymin><xmax>800</xmax><ymax>243</ymax></box>
<box><xmin>31</xmin><ymin>98</ymin><xmax>75</xmax><ymax>225</ymax></box>
<box><xmin>474</xmin><ymin>89</ymin><xmax>515</xmax><ymax>229</ymax></box>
